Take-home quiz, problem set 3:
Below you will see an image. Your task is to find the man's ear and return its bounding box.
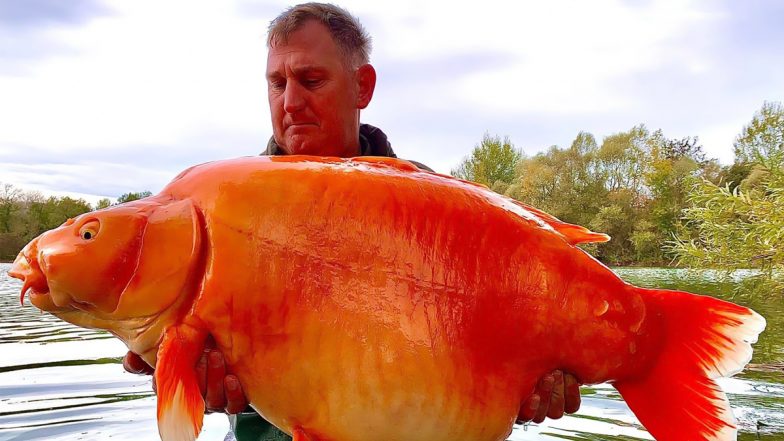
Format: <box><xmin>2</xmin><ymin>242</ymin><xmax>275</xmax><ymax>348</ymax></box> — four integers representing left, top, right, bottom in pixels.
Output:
<box><xmin>356</xmin><ymin>64</ymin><xmax>376</xmax><ymax>110</ymax></box>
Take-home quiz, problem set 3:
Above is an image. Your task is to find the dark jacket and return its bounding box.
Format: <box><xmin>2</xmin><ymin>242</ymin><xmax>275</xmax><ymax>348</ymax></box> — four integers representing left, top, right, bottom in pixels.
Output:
<box><xmin>262</xmin><ymin>123</ymin><xmax>433</xmax><ymax>172</ymax></box>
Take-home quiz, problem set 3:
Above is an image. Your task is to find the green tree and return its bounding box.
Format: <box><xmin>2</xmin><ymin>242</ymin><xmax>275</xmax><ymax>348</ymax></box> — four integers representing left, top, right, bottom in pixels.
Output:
<box><xmin>733</xmin><ymin>101</ymin><xmax>784</xmax><ymax>169</ymax></box>
<box><xmin>629</xmin><ymin>219</ymin><xmax>660</xmax><ymax>263</ymax></box>
<box><xmin>505</xmin><ymin>132</ymin><xmax>604</xmax><ymax>222</ymax></box>
<box><xmin>27</xmin><ymin>196</ymin><xmax>92</xmax><ymax>234</ymax></box>
<box><xmin>451</xmin><ymin>134</ymin><xmax>523</xmax><ymax>187</ymax></box>
<box><xmin>505</xmin><ymin>153</ymin><xmax>559</xmax><ymax>212</ymax></box>
<box><xmin>116</xmin><ymin>191</ymin><xmax>153</xmax><ymax>204</ymax></box>
<box><xmin>717</xmin><ymin>162</ymin><xmax>751</xmax><ymax>191</ymax></box>
<box><xmin>96</xmin><ymin>198</ymin><xmax>112</xmax><ymax>209</ymax></box>
<box><xmin>644</xmin><ymin>135</ymin><xmax>718</xmax><ymax>262</ymax></box>
<box><xmin>504</xmin><ymin>128</ymin><xmax>653</xmax><ymax>264</ymax></box>
<box><xmin>0</xmin><ymin>183</ymin><xmax>21</xmax><ymax>234</ymax></box>
<box><xmin>588</xmin><ymin>191</ymin><xmax>638</xmax><ymax>265</ymax></box>
<box><xmin>671</xmin><ymin>102</ymin><xmax>784</xmax><ymax>290</ymax></box>
<box><xmin>595</xmin><ymin>125</ymin><xmax>652</xmax><ymax>196</ymax></box>
<box><xmin>0</xmin><ymin>184</ymin><xmax>25</xmax><ymax>261</ymax></box>
<box><xmin>0</xmin><ymin>190</ymin><xmax>92</xmax><ymax>261</ymax></box>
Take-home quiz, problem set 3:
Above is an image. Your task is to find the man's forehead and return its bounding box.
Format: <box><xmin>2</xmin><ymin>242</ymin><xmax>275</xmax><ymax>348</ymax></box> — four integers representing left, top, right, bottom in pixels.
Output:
<box><xmin>266</xmin><ymin>63</ymin><xmax>329</xmax><ymax>78</ymax></box>
<box><xmin>266</xmin><ymin>50</ymin><xmax>336</xmax><ymax>75</ymax></box>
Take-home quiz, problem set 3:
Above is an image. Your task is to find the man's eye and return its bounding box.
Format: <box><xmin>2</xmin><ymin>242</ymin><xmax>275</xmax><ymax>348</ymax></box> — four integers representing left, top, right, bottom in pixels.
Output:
<box><xmin>269</xmin><ymin>80</ymin><xmax>286</xmax><ymax>91</ymax></box>
<box><xmin>304</xmin><ymin>78</ymin><xmax>323</xmax><ymax>88</ymax></box>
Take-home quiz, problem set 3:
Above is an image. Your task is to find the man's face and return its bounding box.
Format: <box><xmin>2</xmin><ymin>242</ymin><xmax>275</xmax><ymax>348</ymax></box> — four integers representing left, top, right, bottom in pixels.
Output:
<box><xmin>267</xmin><ymin>20</ymin><xmax>368</xmax><ymax>157</ymax></box>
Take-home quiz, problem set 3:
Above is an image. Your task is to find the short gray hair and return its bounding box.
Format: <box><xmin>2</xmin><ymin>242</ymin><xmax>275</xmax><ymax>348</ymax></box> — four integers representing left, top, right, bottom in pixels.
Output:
<box><xmin>267</xmin><ymin>3</ymin><xmax>372</xmax><ymax>68</ymax></box>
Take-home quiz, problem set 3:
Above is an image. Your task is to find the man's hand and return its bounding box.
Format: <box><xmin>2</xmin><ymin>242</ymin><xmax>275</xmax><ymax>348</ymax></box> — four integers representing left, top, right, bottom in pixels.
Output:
<box><xmin>196</xmin><ymin>342</ymin><xmax>249</xmax><ymax>414</ymax></box>
<box><xmin>122</xmin><ymin>337</ymin><xmax>249</xmax><ymax>415</ymax></box>
<box><xmin>517</xmin><ymin>370</ymin><xmax>581</xmax><ymax>424</ymax></box>
<box><xmin>122</xmin><ymin>351</ymin><xmax>154</xmax><ymax>375</ymax></box>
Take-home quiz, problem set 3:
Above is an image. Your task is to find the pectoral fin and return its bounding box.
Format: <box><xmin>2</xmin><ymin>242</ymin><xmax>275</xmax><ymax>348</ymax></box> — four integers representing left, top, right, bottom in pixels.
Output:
<box><xmin>155</xmin><ymin>325</ymin><xmax>207</xmax><ymax>441</ymax></box>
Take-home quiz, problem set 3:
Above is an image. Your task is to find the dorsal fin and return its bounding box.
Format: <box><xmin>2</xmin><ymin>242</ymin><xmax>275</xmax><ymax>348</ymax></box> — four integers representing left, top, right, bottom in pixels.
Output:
<box><xmin>511</xmin><ymin>201</ymin><xmax>610</xmax><ymax>245</ymax></box>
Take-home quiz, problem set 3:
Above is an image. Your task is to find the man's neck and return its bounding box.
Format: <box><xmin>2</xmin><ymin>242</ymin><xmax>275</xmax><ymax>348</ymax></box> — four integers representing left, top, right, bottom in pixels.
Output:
<box><xmin>336</xmin><ymin>142</ymin><xmax>361</xmax><ymax>158</ymax></box>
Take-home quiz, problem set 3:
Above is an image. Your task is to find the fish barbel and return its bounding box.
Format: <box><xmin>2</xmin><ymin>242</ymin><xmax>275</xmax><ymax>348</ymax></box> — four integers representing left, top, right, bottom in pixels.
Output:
<box><xmin>8</xmin><ymin>155</ymin><xmax>765</xmax><ymax>441</ymax></box>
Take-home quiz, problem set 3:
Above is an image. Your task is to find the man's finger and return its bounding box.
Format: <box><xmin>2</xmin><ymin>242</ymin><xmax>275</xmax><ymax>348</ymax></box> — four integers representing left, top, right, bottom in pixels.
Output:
<box><xmin>224</xmin><ymin>375</ymin><xmax>248</xmax><ymax>414</ymax></box>
<box><xmin>122</xmin><ymin>351</ymin><xmax>154</xmax><ymax>375</ymax></box>
<box><xmin>204</xmin><ymin>350</ymin><xmax>227</xmax><ymax>411</ymax></box>
<box><xmin>196</xmin><ymin>351</ymin><xmax>209</xmax><ymax>397</ymax></box>
<box><xmin>546</xmin><ymin>370</ymin><xmax>565</xmax><ymax>420</ymax></box>
<box><xmin>532</xmin><ymin>374</ymin><xmax>554</xmax><ymax>423</ymax></box>
<box><xmin>517</xmin><ymin>393</ymin><xmax>540</xmax><ymax>423</ymax></box>
<box><xmin>564</xmin><ymin>373</ymin><xmax>581</xmax><ymax>414</ymax></box>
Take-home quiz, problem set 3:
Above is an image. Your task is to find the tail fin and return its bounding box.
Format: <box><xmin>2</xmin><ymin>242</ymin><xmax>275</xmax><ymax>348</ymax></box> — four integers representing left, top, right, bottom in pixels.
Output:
<box><xmin>614</xmin><ymin>288</ymin><xmax>765</xmax><ymax>441</ymax></box>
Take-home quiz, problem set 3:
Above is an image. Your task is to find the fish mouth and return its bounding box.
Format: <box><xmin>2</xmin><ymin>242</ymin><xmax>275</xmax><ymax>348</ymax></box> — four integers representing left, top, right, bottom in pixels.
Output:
<box><xmin>8</xmin><ymin>250</ymin><xmax>52</xmax><ymax>307</ymax></box>
<box><xmin>9</xmin><ymin>251</ymin><xmax>91</xmax><ymax>313</ymax></box>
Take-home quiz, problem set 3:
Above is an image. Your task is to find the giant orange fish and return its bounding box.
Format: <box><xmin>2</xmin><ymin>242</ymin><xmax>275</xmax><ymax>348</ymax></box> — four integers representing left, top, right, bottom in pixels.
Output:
<box><xmin>8</xmin><ymin>156</ymin><xmax>765</xmax><ymax>441</ymax></box>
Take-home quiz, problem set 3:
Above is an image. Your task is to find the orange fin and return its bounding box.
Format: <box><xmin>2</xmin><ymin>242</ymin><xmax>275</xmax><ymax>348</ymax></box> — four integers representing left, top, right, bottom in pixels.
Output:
<box><xmin>155</xmin><ymin>325</ymin><xmax>208</xmax><ymax>441</ymax></box>
<box><xmin>511</xmin><ymin>201</ymin><xmax>610</xmax><ymax>245</ymax></box>
<box><xmin>615</xmin><ymin>288</ymin><xmax>766</xmax><ymax>441</ymax></box>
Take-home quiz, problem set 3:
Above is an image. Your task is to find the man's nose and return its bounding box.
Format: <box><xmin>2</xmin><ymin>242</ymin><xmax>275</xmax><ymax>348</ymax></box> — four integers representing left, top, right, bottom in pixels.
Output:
<box><xmin>283</xmin><ymin>81</ymin><xmax>306</xmax><ymax>114</ymax></box>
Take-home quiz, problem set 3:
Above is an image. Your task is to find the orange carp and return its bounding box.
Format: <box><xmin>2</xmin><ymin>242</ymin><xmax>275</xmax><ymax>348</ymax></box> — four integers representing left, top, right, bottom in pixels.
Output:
<box><xmin>8</xmin><ymin>156</ymin><xmax>765</xmax><ymax>441</ymax></box>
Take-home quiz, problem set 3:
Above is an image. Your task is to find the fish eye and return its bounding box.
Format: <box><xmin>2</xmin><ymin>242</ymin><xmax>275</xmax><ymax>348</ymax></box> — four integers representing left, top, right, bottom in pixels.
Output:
<box><xmin>78</xmin><ymin>220</ymin><xmax>100</xmax><ymax>241</ymax></box>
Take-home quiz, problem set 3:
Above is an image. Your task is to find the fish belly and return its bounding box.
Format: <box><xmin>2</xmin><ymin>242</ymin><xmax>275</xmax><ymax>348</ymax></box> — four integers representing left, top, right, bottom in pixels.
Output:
<box><xmin>231</xmin><ymin>310</ymin><xmax>524</xmax><ymax>441</ymax></box>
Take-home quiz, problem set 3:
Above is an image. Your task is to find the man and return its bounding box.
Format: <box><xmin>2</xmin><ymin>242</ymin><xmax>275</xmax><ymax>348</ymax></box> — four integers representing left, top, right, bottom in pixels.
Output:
<box><xmin>124</xmin><ymin>3</ymin><xmax>581</xmax><ymax>440</ymax></box>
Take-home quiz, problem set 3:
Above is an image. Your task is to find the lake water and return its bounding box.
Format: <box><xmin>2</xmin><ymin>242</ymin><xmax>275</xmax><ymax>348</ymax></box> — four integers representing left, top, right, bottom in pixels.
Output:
<box><xmin>0</xmin><ymin>264</ymin><xmax>782</xmax><ymax>440</ymax></box>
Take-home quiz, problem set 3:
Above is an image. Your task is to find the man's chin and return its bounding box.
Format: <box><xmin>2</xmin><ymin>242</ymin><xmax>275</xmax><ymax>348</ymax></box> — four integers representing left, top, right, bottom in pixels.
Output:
<box><xmin>284</xmin><ymin>138</ymin><xmax>333</xmax><ymax>156</ymax></box>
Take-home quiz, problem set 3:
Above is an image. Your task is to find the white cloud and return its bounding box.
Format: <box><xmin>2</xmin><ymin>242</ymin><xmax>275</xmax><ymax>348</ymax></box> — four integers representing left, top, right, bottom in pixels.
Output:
<box><xmin>0</xmin><ymin>160</ymin><xmax>171</xmax><ymax>203</ymax></box>
<box><xmin>0</xmin><ymin>0</ymin><xmax>781</xmax><ymax>202</ymax></box>
<box><xmin>0</xmin><ymin>0</ymin><xmax>269</xmax><ymax>151</ymax></box>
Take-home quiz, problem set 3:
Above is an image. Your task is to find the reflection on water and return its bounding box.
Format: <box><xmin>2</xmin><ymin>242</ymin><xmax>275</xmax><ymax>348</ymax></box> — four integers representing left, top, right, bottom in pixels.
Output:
<box><xmin>0</xmin><ymin>264</ymin><xmax>782</xmax><ymax>440</ymax></box>
<box><xmin>0</xmin><ymin>264</ymin><xmax>229</xmax><ymax>441</ymax></box>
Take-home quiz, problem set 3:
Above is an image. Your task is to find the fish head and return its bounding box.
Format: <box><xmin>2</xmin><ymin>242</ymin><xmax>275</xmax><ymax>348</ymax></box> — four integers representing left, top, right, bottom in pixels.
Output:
<box><xmin>8</xmin><ymin>197</ymin><xmax>203</xmax><ymax>337</ymax></box>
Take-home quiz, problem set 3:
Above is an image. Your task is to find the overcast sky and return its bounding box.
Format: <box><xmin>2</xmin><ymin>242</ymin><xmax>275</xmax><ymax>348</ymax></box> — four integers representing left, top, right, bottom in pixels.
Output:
<box><xmin>1</xmin><ymin>0</ymin><xmax>782</xmax><ymax>204</ymax></box>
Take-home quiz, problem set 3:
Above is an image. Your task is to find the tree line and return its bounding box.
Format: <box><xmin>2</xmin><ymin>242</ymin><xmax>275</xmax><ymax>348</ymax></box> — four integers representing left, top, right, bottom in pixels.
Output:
<box><xmin>452</xmin><ymin>102</ymin><xmax>783</xmax><ymax>289</ymax></box>
<box><xmin>0</xmin><ymin>190</ymin><xmax>150</xmax><ymax>261</ymax></box>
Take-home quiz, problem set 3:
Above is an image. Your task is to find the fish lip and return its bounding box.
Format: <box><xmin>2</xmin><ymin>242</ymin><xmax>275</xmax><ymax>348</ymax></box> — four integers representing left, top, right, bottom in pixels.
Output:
<box><xmin>28</xmin><ymin>288</ymin><xmax>52</xmax><ymax>304</ymax></box>
<box><xmin>10</xmin><ymin>252</ymin><xmax>51</xmax><ymax>306</ymax></box>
